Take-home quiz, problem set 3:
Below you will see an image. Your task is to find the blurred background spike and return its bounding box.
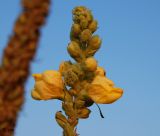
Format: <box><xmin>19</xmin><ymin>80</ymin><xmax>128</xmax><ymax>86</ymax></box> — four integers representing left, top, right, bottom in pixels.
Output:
<box><xmin>0</xmin><ymin>0</ymin><xmax>51</xmax><ymax>135</ymax></box>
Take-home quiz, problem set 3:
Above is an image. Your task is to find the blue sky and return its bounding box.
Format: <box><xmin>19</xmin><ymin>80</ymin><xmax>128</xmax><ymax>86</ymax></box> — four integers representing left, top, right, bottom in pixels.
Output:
<box><xmin>0</xmin><ymin>0</ymin><xmax>160</xmax><ymax>136</ymax></box>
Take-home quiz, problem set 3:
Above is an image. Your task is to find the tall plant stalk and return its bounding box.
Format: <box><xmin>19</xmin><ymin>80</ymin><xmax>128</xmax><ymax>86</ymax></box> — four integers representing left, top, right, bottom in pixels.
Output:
<box><xmin>31</xmin><ymin>6</ymin><xmax>123</xmax><ymax>136</ymax></box>
<box><xmin>0</xmin><ymin>0</ymin><xmax>50</xmax><ymax>135</ymax></box>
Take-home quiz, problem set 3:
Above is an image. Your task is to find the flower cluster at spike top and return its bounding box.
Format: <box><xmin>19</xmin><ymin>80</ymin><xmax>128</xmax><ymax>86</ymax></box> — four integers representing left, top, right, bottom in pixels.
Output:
<box><xmin>31</xmin><ymin>6</ymin><xmax>123</xmax><ymax>136</ymax></box>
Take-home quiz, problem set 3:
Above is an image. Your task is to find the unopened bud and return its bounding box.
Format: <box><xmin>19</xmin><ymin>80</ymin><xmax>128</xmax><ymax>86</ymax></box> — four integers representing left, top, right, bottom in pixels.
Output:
<box><xmin>88</xmin><ymin>20</ymin><xmax>98</xmax><ymax>32</ymax></box>
<box><xmin>88</xmin><ymin>35</ymin><xmax>101</xmax><ymax>49</ymax></box>
<box><xmin>75</xmin><ymin>99</ymin><xmax>85</xmax><ymax>108</ymax></box>
<box><xmin>67</xmin><ymin>41</ymin><xmax>82</xmax><ymax>59</ymax></box>
<box><xmin>71</xmin><ymin>24</ymin><xmax>81</xmax><ymax>36</ymax></box>
<box><xmin>85</xmin><ymin>57</ymin><xmax>97</xmax><ymax>71</ymax></box>
<box><xmin>85</xmin><ymin>12</ymin><xmax>93</xmax><ymax>22</ymax></box>
<box><xmin>80</xmin><ymin>29</ymin><xmax>92</xmax><ymax>42</ymax></box>
<box><xmin>62</xmin><ymin>102</ymin><xmax>75</xmax><ymax>117</ymax></box>
<box><xmin>77</xmin><ymin>108</ymin><xmax>91</xmax><ymax>119</ymax></box>
<box><xmin>80</xmin><ymin>19</ymin><xmax>89</xmax><ymax>29</ymax></box>
<box><xmin>55</xmin><ymin>111</ymin><xmax>67</xmax><ymax>128</ymax></box>
<box><xmin>79</xmin><ymin>15</ymin><xmax>86</xmax><ymax>21</ymax></box>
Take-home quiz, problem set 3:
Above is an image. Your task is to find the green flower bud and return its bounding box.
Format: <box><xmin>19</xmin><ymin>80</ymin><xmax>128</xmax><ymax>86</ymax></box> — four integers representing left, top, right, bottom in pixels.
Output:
<box><xmin>85</xmin><ymin>12</ymin><xmax>93</xmax><ymax>22</ymax></box>
<box><xmin>85</xmin><ymin>57</ymin><xmax>97</xmax><ymax>71</ymax></box>
<box><xmin>62</xmin><ymin>102</ymin><xmax>75</xmax><ymax>117</ymax></box>
<box><xmin>89</xmin><ymin>35</ymin><xmax>101</xmax><ymax>49</ymax></box>
<box><xmin>80</xmin><ymin>29</ymin><xmax>92</xmax><ymax>42</ymax></box>
<box><xmin>72</xmin><ymin>6</ymin><xmax>85</xmax><ymax>15</ymax></box>
<box><xmin>79</xmin><ymin>15</ymin><xmax>86</xmax><ymax>20</ymax></box>
<box><xmin>75</xmin><ymin>99</ymin><xmax>85</xmax><ymax>108</ymax></box>
<box><xmin>80</xmin><ymin>19</ymin><xmax>89</xmax><ymax>29</ymax></box>
<box><xmin>70</xmin><ymin>33</ymin><xmax>80</xmax><ymax>43</ymax></box>
<box><xmin>67</xmin><ymin>41</ymin><xmax>82</xmax><ymax>59</ymax></box>
<box><xmin>55</xmin><ymin>111</ymin><xmax>67</xmax><ymax>128</ymax></box>
<box><xmin>85</xmin><ymin>35</ymin><xmax>101</xmax><ymax>57</ymax></box>
<box><xmin>73</xmin><ymin>15</ymin><xmax>85</xmax><ymax>23</ymax></box>
<box><xmin>88</xmin><ymin>20</ymin><xmax>98</xmax><ymax>32</ymax></box>
<box><xmin>77</xmin><ymin>108</ymin><xmax>91</xmax><ymax>119</ymax></box>
<box><xmin>73</xmin><ymin>15</ymin><xmax>79</xmax><ymax>23</ymax></box>
<box><xmin>71</xmin><ymin>23</ymin><xmax>81</xmax><ymax>36</ymax></box>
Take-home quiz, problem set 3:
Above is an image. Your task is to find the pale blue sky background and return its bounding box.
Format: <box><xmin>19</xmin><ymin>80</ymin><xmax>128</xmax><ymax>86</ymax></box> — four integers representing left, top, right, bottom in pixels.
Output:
<box><xmin>0</xmin><ymin>0</ymin><xmax>160</xmax><ymax>136</ymax></box>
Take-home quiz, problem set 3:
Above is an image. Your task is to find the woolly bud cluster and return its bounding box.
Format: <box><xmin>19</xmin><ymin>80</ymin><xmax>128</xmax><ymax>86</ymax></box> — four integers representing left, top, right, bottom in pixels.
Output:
<box><xmin>68</xmin><ymin>6</ymin><xmax>101</xmax><ymax>65</ymax></box>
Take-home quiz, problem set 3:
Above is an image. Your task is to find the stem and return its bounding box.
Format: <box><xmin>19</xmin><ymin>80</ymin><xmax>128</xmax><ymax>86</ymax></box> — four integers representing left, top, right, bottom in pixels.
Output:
<box><xmin>62</xmin><ymin>92</ymin><xmax>79</xmax><ymax>136</ymax></box>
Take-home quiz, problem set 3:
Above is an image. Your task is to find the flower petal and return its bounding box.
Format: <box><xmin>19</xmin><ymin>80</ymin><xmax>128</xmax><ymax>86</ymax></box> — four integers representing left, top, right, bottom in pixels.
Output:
<box><xmin>32</xmin><ymin>73</ymin><xmax>42</xmax><ymax>81</ymax></box>
<box><xmin>92</xmin><ymin>76</ymin><xmax>114</xmax><ymax>87</ymax></box>
<box><xmin>88</xmin><ymin>85</ymin><xmax>123</xmax><ymax>104</ymax></box>
<box><xmin>87</xmin><ymin>76</ymin><xmax>123</xmax><ymax>104</ymax></box>
<box><xmin>42</xmin><ymin>70</ymin><xmax>63</xmax><ymax>88</ymax></box>
<box><xmin>31</xmin><ymin>70</ymin><xmax>64</xmax><ymax>100</ymax></box>
<box><xmin>31</xmin><ymin>89</ymin><xmax>41</xmax><ymax>100</ymax></box>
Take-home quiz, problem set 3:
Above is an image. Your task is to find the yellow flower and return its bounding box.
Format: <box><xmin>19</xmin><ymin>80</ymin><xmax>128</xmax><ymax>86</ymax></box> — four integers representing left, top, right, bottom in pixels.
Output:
<box><xmin>31</xmin><ymin>70</ymin><xmax>64</xmax><ymax>100</ymax></box>
<box><xmin>87</xmin><ymin>76</ymin><xmax>123</xmax><ymax>104</ymax></box>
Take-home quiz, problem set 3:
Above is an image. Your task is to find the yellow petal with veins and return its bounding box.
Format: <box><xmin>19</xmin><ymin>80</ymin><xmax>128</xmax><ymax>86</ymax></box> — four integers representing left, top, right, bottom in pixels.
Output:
<box><xmin>92</xmin><ymin>76</ymin><xmax>114</xmax><ymax>87</ymax></box>
<box><xmin>31</xmin><ymin>70</ymin><xmax>64</xmax><ymax>100</ymax></box>
<box><xmin>42</xmin><ymin>70</ymin><xmax>63</xmax><ymax>89</ymax></box>
<box><xmin>87</xmin><ymin>76</ymin><xmax>123</xmax><ymax>104</ymax></box>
